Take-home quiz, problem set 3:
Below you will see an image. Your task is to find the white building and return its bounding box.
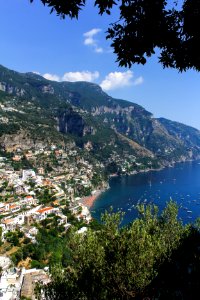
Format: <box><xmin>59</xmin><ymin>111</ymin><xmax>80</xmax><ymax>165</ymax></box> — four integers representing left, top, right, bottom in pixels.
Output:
<box><xmin>22</xmin><ymin>169</ymin><xmax>36</xmax><ymax>181</ymax></box>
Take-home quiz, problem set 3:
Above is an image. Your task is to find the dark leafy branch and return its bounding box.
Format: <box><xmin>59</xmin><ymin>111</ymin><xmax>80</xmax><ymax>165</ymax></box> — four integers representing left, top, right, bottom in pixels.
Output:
<box><xmin>30</xmin><ymin>0</ymin><xmax>200</xmax><ymax>71</ymax></box>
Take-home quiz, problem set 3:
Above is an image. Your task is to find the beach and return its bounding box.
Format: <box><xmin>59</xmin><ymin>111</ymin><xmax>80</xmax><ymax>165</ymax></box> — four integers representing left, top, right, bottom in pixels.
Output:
<box><xmin>81</xmin><ymin>190</ymin><xmax>102</xmax><ymax>208</ymax></box>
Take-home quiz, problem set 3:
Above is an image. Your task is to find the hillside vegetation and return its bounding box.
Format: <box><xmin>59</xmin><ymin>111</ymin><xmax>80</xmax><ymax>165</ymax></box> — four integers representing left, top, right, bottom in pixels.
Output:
<box><xmin>36</xmin><ymin>202</ymin><xmax>200</xmax><ymax>300</ymax></box>
<box><xmin>1</xmin><ymin>64</ymin><xmax>200</xmax><ymax>173</ymax></box>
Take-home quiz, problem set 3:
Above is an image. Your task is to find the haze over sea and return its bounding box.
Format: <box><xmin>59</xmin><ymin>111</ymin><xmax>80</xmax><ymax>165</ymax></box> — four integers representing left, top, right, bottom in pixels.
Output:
<box><xmin>92</xmin><ymin>160</ymin><xmax>200</xmax><ymax>226</ymax></box>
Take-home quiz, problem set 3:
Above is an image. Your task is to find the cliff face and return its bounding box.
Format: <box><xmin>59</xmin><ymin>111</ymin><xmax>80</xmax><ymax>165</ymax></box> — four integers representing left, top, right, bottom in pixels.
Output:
<box><xmin>56</xmin><ymin>110</ymin><xmax>85</xmax><ymax>136</ymax></box>
<box><xmin>56</xmin><ymin>110</ymin><xmax>96</xmax><ymax>137</ymax></box>
<box><xmin>0</xmin><ymin>130</ymin><xmax>47</xmax><ymax>151</ymax></box>
<box><xmin>0</xmin><ymin>64</ymin><xmax>200</xmax><ymax>166</ymax></box>
<box><xmin>0</xmin><ymin>81</ymin><xmax>25</xmax><ymax>96</ymax></box>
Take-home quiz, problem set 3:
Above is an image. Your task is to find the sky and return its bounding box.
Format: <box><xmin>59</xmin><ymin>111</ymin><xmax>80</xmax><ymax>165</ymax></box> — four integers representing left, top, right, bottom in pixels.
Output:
<box><xmin>0</xmin><ymin>0</ymin><xmax>200</xmax><ymax>129</ymax></box>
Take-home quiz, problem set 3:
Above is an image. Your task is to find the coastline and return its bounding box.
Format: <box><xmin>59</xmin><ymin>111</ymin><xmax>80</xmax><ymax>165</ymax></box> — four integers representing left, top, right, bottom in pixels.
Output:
<box><xmin>81</xmin><ymin>158</ymin><xmax>199</xmax><ymax>210</ymax></box>
<box><xmin>108</xmin><ymin>157</ymin><xmax>199</xmax><ymax>179</ymax></box>
<box><xmin>81</xmin><ymin>190</ymin><xmax>103</xmax><ymax>209</ymax></box>
<box><xmin>91</xmin><ymin>159</ymin><xmax>200</xmax><ymax>225</ymax></box>
<box><xmin>108</xmin><ymin>166</ymin><xmax>164</xmax><ymax>179</ymax></box>
<box><xmin>80</xmin><ymin>167</ymin><xmax>163</xmax><ymax>209</ymax></box>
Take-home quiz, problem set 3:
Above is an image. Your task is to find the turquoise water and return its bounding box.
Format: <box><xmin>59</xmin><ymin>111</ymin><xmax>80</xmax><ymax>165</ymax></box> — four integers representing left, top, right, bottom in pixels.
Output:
<box><xmin>91</xmin><ymin>160</ymin><xmax>200</xmax><ymax>226</ymax></box>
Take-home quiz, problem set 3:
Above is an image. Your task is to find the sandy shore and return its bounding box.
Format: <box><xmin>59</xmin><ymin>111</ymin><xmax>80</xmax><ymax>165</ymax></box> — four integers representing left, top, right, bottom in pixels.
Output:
<box><xmin>81</xmin><ymin>190</ymin><xmax>102</xmax><ymax>209</ymax></box>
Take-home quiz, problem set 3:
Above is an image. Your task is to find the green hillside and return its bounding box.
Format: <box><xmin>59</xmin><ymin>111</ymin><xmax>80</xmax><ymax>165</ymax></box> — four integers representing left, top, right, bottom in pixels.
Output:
<box><xmin>0</xmin><ymin>64</ymin><xmax>200</xmax><ymax>171</ymax></box>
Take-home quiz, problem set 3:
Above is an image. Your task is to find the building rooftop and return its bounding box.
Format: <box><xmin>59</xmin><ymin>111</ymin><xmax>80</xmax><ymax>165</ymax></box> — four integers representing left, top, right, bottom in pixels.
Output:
<box><xmin>37</xmin><ymin>207</ymin><xmax>53</xmax><ymax>214</ymax></box>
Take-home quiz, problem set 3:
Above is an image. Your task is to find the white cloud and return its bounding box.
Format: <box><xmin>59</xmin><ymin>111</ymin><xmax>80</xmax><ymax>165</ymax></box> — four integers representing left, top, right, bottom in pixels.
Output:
<box><xmin>95</xmin><ymin>47</ymin><xmax>103</xmax><ymax>53</ymax></box>
<box><xmin>42</xmin><ymin>71</ymin><xmax>99</xmax><ymax>83</ymax></box>
<box><xmin>32</xmin><ymin>71</ymin><xmax>41</xmax><ymax>75</ymax></box>
<box><xmin>84</xmin><ymin>37</ymin><xmax>94</xmax><ymax>46</ymax></box>
<box><xmin>83</xmin><ymin>28</ymin><xmax>103</xmax><ymax>53</ymax></box>
<box><xmin>83</xmin><ymin>28</ymin><xmax>101</xmax><ymax>45</ymax></box>
<box><xmin>43</xmin><ymin>73</ymin><xmax>60</xmax><ymax>81</ymax></box>
<box><xmin>100</xmin><ymin>71</ymin><xmax>134</xmax><ymax>91</ymax></box>
<box><xmin>42</xmin><ymin>70</ymin><xmax>143</xmax><ymax>89</ymax></box>
<box><xmin>133</xmin><ymin>76</ymin><xmax>144</xmax><ymax>86</ymax></box>
<box><xmin>62</xmin><ymin>71</ymin><xmax>99</xmax><ymax>82</ymax></box>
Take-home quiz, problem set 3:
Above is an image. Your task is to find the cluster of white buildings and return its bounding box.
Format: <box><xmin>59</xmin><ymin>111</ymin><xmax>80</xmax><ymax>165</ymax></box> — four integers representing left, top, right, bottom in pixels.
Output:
<box><xmin>0</xmin><ymin>147</ymin><xmax>97</xmax><ymax>299</ymax></box>
<box><xmin>0</xmin><ymin>204</ymin><xmax>73</xmax><ymax>243</ymax></box>
<box><xmin>0</xmin><ymin>256</ymin><xmax>50</xmax><ymax>300</ymax></box>
<box><xmin>0</xmin><ymin>155</ymin><xmax>93</xmax><ymax>244</ymax></box>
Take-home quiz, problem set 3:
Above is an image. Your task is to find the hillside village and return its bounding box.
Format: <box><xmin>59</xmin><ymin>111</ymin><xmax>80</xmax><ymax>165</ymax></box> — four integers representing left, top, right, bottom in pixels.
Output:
<box><xmin>0</xmin><ymin>144</ymin><xmax>110</xmax><ymax>299</ymax></box>
<box><xmin>0</xmin><ymin>127</ymin><xmax>162</xmax><ymax>299</ymax></box>
<box><xmin>1</xmin><ymin>64</ymin><xmax>200</xmax><ymax>299</ymax></box>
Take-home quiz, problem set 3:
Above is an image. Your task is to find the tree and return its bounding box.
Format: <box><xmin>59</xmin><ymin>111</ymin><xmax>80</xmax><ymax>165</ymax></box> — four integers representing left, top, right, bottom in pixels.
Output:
<box><xmin>5</xmin><ymin>231</ymin><xmax>20</xmax><ymax>246</ymax></box>
<box><xmin>0</xmin><ymin>227</ymin><xmax>2</xmax><ymax>246</ymax></box>
<box><xmin>30</xmin><ymin>0</ymin><xmax>200</xmax><ymax>71</ymax></box>
<box><xmin>37</xmin><ymin>202</ymin><xmax>188</xmax><ymax>299</ymax></box>
<box><xmin>0</xmin><ymin>266</ymin><xmax>3</xmax><ymax>278</ymax></box>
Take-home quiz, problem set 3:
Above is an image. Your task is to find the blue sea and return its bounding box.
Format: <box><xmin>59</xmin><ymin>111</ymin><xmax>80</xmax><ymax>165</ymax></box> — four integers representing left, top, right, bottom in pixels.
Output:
<box><xmin>91</xmin><ymin>160</ymin><xmax>200</xmax><ymax>226</ymax></box>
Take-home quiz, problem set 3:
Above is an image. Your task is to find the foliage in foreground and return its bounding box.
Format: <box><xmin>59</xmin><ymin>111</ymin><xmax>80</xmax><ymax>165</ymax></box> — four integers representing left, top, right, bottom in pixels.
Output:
<box><xmin>30</xmin><ymin>0</ymin><xmax>200</xmax><ymax>72</ymax></box>
<box><xmin>37</xmin><ymin>201</ymin><xmax>190</xmax><ymax>299</ymax></box>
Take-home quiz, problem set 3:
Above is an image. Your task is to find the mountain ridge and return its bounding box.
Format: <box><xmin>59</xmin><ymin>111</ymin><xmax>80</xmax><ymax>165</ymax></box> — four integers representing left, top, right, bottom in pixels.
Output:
<box><xmin>0</xmin><ymin>64</ymin><xmax>200</xmax><ymax>173</ymax></box>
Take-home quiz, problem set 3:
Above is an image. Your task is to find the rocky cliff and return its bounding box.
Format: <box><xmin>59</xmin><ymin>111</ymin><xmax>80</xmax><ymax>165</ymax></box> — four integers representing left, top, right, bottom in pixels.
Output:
<box><xmin>0</xmin><ymin>64</ymin><xmax>200</xmax><ymax>168</ymax></box>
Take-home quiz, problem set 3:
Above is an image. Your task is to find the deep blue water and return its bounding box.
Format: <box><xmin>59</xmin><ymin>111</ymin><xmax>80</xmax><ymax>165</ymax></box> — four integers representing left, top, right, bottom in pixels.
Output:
<box><xmin>91</xmin><ymin>160</ymin><xmax>200</xmax><ymax>226</ymax></box>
